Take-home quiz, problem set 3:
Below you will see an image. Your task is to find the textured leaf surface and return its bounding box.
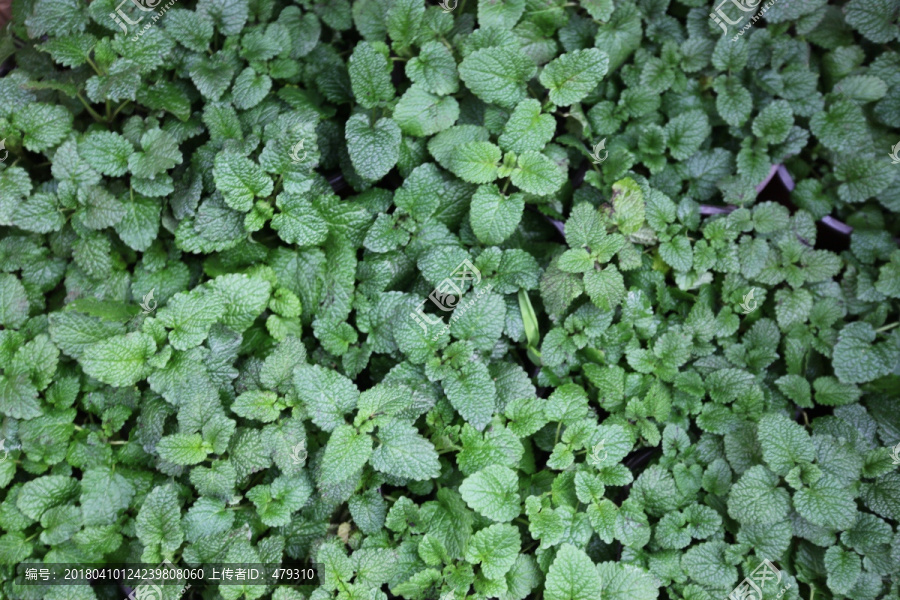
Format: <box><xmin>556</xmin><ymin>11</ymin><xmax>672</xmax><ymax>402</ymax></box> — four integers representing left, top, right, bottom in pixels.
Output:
<box><xmin>539</xmin><ymin>49</ymin><xmax>609</xmax><ymax>106</ymax></box>
<box><xmin>544</xmin><ymin>544</ymin><xmax>603</xmax><ymax>600</ymax></box>
<box><xmin>460</xmin><ymin>465</ymin><xmax>520</xmax><ymax>522</ymax></box>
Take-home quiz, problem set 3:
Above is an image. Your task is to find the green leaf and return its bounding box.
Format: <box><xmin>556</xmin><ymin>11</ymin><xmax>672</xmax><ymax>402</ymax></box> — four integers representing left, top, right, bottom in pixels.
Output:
<box><xmin>681</xmin><ymin>541</ymin><xmax>736</xmax><ymax>590</ymax></box>
<box><xmin>208</xmin><ymin>273</ymin><xmax>272</xmax><ymax>332</ymax></box>
<box><xmin>757</xmin><ymin>413</ymin><xmax>815</xmax><ymax>475</ymax></box>
<box><xmin>459</xmin><ymin>465</ymin><xmax>520</xmax><ymax>522</ymax></box>
<box><xmin>844</xmin><ymin>0</ymin><xmax>899</xmax><ymax>43</ymax></box>
<box><xmin>213</xmin><ymin>151</ymin><xmax>274</xmax><ymax>212</ymax></box>
<box><xmin>449</xmin><ymin>141</ymin><xmax>502</xmax><ymax>184</ymax></box>
<box><xmin>38</xmin><ymin>33</ymin><xmax>96</xmax><ymax>68</ymax></box>
<box><xmin>319</xmin><ymin>424</ymin><xmax>373</xmax><ymax>487</ymax></box>
<box><xmin>835</xmin><ymin>154</ymin><xmax>896</xmax><ymax>204</ymax></box>
<box><xmin>666</xmin><ymin>109</ymin><xmax>710</xmax><ymax>160</ymax></box>
<box><xmin>511</xmin><ymin>151</ymin><xmax>565</xmax><ymax>195</ymax></box>
<box><xmin>78</xmin><ymin>131</ymin><xmax>133</xmax><ymax>177</ymax></box>
<box><xmin>584</xmin><ymin>265</ymin><xmax>625</xmax><ymax>311</ymax></box>
<box><xmin>271</xmin><ymin>193</ymin><xmax>329</xmax><ymax>247</ymax></box>
<box><xmin>824</xmin><ymin>546</ymin><xmax>861</xmax><ymax>596</ymax></box>
<box><xmin>349</xmin><ymin>41</ymin><xmax>395</xmax><ymax>108</ymax></box>
<box><xmin>370</xmin><ymin>419</ymin><xmax>440</xmax><ymax>481</ymax></box>
<box><xmin>13</xmin><ymin>192</ymin><xmax>65</xmax><ymax>234</ymax></box>
<box><xmin>0</xmin><ymin>274</ymin><xmax>29</xmax><ymax>330</ymax></box>
<box><xmin>13</xmin><ymin>103</ymin><xmax>73</xmax><ymax>152</ymax></box>
<box><xmin>232</xmin><ymin>390</ymin><xmax>284</xmax><ymax>423</ymax></box>
<box><xmin>774</xmin><ymin>288</ymin><xmax>813</xmax><ymax>330</ymax></box>
<box><xmin>611</xmin><ymin>177</ymin><xmax>645</xmax><ymax>235</ymax></box>
<box><xmin>498</xmin><ymin>99</ymin><xmax>555</xmax><ymax>154</ymax></box>
<box><xmin>246</xmin><ymin>474</ymin><xmax>310</xmax><ymax>527</ymax></box>
<box><xmin>715</xmin><ymin>76</ymin><xmax>753</xmax><ymax>127</ymax></box>
<box><xmin>165</xmin><ymin>9</ymin><xmax>214</xmax><ymax>52</ymax></box>
<box><xmin>115</xmin><ymin>195</ymin><xmax>161</xmax><ymax>252</ymax></box>
<box><xmin>294</xmin><ymin>364</ymin><xmax>359</xmax><ymax>432</ymax></box>
<box><xmin>465</xmin><ymin>522</ymin><xmax>521</xmax><ymax>580</ymax></box>
<box><xmin>406</xmin><ymin>41</ymin><xmax>459</xmax><ymax>95</ymax></box>
<box><xmin>837</xmin><ymin>75</ymin><xmax>888</xmax><ymax>103</ymax></box>
<box><xmin>345</xmin><ymin>113</ymin><xmax>402</xmax><ymax>181</ymax></box>
<box><xmin>79</xmin><ymin>332</ymin><xmax>156</xmax><ymax>388</ymax></box>
<box><xmin>775</xmin><ymin>374</ymin><xmax>812</xmax><ymax>408</ymax></box>
<box><xmin>752</xmin><ymin>100</ymin><xmax>794</xmax><ymax>145</ymax></box>
<box><xmin>539</xmin><ymin>48</ymin><xmax>609</xmax><ymax>107</ymax></box>
<box><xmin>80</xmin><ymin>468</ymin><xmax>134</xmax><ymax>527</ymax></box>
<box><xmin>393</xmin><ymin>84</ymin><xmax>460</xmax><ymax>137</ymax></box>
<box><xmin>17</xmin><ymin>475</ymin><xmax>78</xmax><ymax>521</ymax></box>
<box><xmin>387</xmin><ymin>0</ymin><xmax>424</xmax><ymax>50</ymax></box>
<box><xmin>477</xmin><ymin>0</ymin><xmax>526</xmax><ymax>28</ymax></box>
<box><xmin>469</xmin><ymin>184</ymin><xmax>525</xmax><ymax>245</ymax></box>
<box><xmin>582</xmin><ymin>0</ymin><xmax>614</xmax><ymax>20</ymax></box>
<box><xmin>727</xmin><ymin>465</ymin><xmax>790</xmax><ymax>526</ymax></box>
<box><xmin>156</xmin><ymin>290</ymin><xmax>226</xmax><ymax>350</ymax></box>
<box><xmin>232</xmin><ymin>67</ymin><xmax>272</xmax><ymax>110</ymax></box>
<box><xmin>794</xmin><ymin>475</ymin><xmax>858</xmax><ymax>530</ymax></box>
<box><xmin>596</xmin><ymin>561</ymin><xmax>661</xmax><ymax>600</ymax></box>
<box><xmin>156</xmin><ymin>433</ymin><xmax>210</xmax><ymax>465</ymax></box>
<box><xmin>442</xmin><ymin>361</ymin><xmax>497</xmax><ymax>431</ymax></box>
<box><xmin>659</xmin><ymin>237</ymin><xmax>693</xmax><ymax>272</ymax></box>
<box><xmin>812</xmin><ymin>377</ymin><xmax>861</xmax><ymax>406</ymax></box>
<box><xmin>458</xmin><ymin>47</ymin><xmax>537</xmax><ymax>110</ymax></box>
<box><xmin>833</xmin><ymin>322</ymin><xmax>900</xmax><ymax>384</ymax></box>
<box><xmin>810</xmin><ymin>100</ymin><xmax>869</xmax><ymax>153</ymax></box>
<box><xmin>128</xmin><ymin>129</ymin><xmax>182</xmax><ymax>179</ymax></box>
<box><xmin>135</xmin><ymin>485</ymin><xmax>183</xmax><ymax>561</ymax></box>
<box><xmin>184</xmin><ymin>497</ymin><xmax>234</xmax><ymax>541</ymax></box>
<box><xmin>86</xmin><ymin>59</ymin><xmax>141</xmax><ymax>103</ymax></box>
<box><xmin>38</xmin><ymin>505</ymin><xmax>79</xmax><ymax>545</ymax></box>
<box><xmin>348</xmin><ymin>488</ymin><xmax>387</xmax><ymax>535</ymax></box>
<box><xmin>544</xmin><ymin>543</ymin><xmax>603</xmax><ymax>600</ymax></box>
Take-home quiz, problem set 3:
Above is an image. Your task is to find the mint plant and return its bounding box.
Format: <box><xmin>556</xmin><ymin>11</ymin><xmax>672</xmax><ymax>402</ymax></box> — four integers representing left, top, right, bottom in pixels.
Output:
<box><xmin>0</xmin><ymin>0</ymin><xmax>899</xmax><ymax>599</ymax></box>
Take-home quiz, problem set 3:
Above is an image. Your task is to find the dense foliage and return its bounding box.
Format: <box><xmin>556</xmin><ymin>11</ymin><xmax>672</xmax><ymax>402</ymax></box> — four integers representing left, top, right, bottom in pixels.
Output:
<box><xmin>1</xmin><ymin>0</ymin><xmax>899</xmax><ymax>599</ymax></box>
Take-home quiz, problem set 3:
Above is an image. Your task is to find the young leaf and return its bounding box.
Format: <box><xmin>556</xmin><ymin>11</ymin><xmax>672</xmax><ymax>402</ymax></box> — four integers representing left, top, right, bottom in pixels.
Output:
<box><xmin>539</xmin><ymin>48</ymin><xmax>609</xmax><ymax>107</ymax></box>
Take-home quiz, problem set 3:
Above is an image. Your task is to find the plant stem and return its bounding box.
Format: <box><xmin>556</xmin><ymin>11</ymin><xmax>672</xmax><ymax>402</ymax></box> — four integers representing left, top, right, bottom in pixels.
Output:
<box><xmin>111</xmin><ymin>100</ymin><xmax>131</xmax><ymax>120</ymax></box>
<box><xmin>875</xmin><ymin>322</ymin><xmax>899</xmax><ymax>333</ymax></box>
<box><xmin>75</xmin><ymin>94</ymin><xmax>105</xmax><ymax>122</ymax></box>
<box><xmin>86</xmin><ymin>55</ymin><xmax>103</xmax><ymax>77</ymax></box>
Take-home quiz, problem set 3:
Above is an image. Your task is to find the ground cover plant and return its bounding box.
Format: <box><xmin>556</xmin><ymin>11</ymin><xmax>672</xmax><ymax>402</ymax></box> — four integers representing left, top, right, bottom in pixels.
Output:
<box><xmin>1</xmin><ymin>0</ymin><xmax>899</xmax><ymax>599</ymax></box>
